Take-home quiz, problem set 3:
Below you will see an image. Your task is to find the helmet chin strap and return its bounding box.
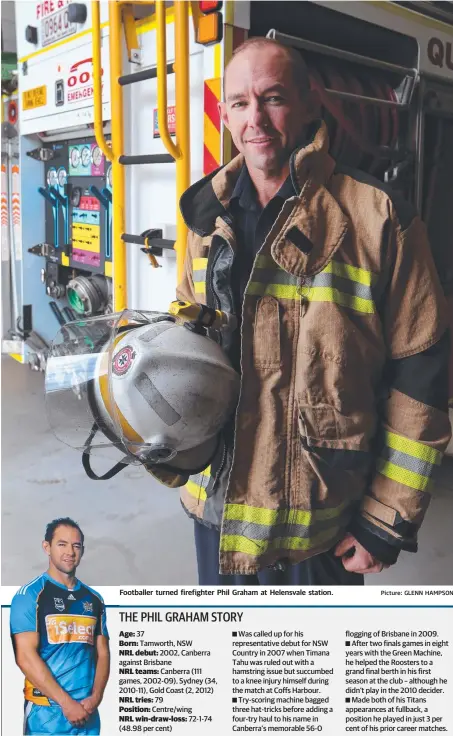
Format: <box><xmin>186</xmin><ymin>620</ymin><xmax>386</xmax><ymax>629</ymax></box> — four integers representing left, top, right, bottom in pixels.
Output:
<box><xmin>82</xmin><ymin>424</ymin><xmax>222</xmax><ymax>481</ymax></box>
<box><xmin>82</xmin><ymin>423</ymin><xmax>129</xmax><ymax>480</ymax></box>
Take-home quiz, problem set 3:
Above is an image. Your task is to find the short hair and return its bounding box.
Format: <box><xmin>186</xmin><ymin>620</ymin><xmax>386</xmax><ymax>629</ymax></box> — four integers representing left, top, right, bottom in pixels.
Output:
<box><xmin>45</xmin><ymin>518</ymin><xmax>84</xmax><ymax>546</ymax></box>
<box><xmin>225</xmin><ymin>36</ymin><xmax>311</xmax><ymax>100</ymax></box>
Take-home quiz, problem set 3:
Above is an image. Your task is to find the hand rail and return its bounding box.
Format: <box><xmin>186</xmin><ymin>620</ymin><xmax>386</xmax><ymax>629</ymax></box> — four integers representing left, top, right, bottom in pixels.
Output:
<box><xmin>109</xmin><ymin>0</ymin><xmax>127</xmax><ymax>311</ymax></box>
<box><xmin>91</xmin><ymin>1</ymin><xmax>113</xmax><ymax>163</ymax></box>
<box><xmin>156</xmin><ymin>0</ymin><xmax>190</xmax><ymax>282</ymax></box>
<box><xmin>190</xmin><ymin>0</ymin><xmax>202</xmax><ymax>34</ymax></box>
<box><xmin>156</xmin><ymin>0</ymin><xmax>181</xmax><ymax>161</ymax></box>
<box><xmin>174</xmin><ymin>1</ymin><xmax>190</xmax><ymax>283</ymax></box>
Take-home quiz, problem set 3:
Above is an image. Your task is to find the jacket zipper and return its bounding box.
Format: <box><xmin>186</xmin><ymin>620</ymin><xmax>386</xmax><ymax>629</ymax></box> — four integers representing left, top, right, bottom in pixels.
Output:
<box><xmin>207</xmin><ymin>228</ymin><xmax>236</xmax><ymax>335</ymax></box>
<box><xmin>209</xmin><ymin>244</ymin><xmax>223</xmax><ymax>312</ymax></box>
<box><xmin>206</xmin><ymin>222</ymin><xmax>235</xmax><ymax>499</ymax></box>
<box><xmin>213</xmin><ymin>434</ymin><xmax>228</xmax><ymax>489</ymax></box>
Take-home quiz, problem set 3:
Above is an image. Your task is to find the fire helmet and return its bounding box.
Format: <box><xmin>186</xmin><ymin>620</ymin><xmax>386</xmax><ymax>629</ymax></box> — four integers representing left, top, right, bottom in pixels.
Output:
<box><xmin>45</xmin><ymin>310</ymin><xmax>240</xmax><ymax>478</ymax></box>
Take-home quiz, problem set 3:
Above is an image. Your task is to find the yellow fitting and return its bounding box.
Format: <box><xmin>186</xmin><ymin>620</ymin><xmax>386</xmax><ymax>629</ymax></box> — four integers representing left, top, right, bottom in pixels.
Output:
<box><xmin>109</xmin><ymin>0</ymin><xmax>127</xmax><ymax>310</ymax></box>
<box><xmin>174</xmin><ymin>1</ymin><xmax>190</xmax><ymax>284</ymax></box>
<box><xmin>156</xmin><ymin>0</ymin><xmax>181</xmax><ymax>161</ymax></box>
<box><xmin>122</xmin><ymin>4</ymin><xmax>140</xmax><ymax>63</ymax></box>
<box><xmin>147</xmin><ymin>252</ymin><xmax>160</xmax><ymax>268</ymax></box>
<box><xmin>91</xmin><ymin>1</ymin><xmax>113</xmax><ymax>162</ymax></box>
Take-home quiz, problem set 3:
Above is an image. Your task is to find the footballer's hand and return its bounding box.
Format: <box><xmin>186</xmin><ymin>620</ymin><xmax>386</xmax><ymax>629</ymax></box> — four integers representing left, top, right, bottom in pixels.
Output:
<box><xmin>80</xmin><ymin>694</ymin><xmax>101</xmax><ymax>714</ymax></box>
<box><xmin>62</xmin><ymin>699</ymin><xmax>90</xmax><ymax>726</ymax></box>
<box><xmin>334</xmin><ymin>533</ymin><xmax>390</xmax><ymax>574</ymax></box>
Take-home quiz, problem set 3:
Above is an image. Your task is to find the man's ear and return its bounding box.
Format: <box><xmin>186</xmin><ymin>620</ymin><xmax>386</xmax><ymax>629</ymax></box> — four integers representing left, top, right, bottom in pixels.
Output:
<box><xmin>42</xmin><ymin>540</ymin><xmax>50</xmax><ymax>557</ymax></box>
<box><xmin>80</xmin><ymin>546</ymin><xmax>85</xmax><ymax>559</ymax></box>
<box><xmin>218</xmin><ymin>101</ymin><xmax>230</xmax><ymax>132</ymax></box>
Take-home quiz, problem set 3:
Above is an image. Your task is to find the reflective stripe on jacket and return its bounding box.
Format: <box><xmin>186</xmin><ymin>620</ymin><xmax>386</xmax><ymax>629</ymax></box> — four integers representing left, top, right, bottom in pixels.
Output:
<box><xmin>157</xmin><ymin>121</ymin><xmax>451</xmax><ymax>575</ymax></box>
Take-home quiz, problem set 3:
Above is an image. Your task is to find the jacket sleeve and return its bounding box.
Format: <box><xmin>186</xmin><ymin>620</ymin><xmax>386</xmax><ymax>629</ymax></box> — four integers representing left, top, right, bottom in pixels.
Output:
<box><xmin>350</xmin><ymin>213</ymin><xmax>452</xmax><ymax>565</ymax></box>
<box><xmin>144</xmin><ymin>230</ymin><xmax>197</xmax><ymax>489</ymax></box>
<box><xmin>176</xmin><ymin>230</ymin><xmax>197</xmax><ymax>303</ymax></box>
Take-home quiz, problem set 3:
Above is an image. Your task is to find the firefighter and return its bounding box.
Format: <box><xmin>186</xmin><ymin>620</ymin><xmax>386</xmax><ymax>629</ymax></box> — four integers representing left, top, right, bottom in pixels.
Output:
<box><xmin>165</xmin><ymin>36</ymin><xmax>451</xmax><ymax>584</ymax></box>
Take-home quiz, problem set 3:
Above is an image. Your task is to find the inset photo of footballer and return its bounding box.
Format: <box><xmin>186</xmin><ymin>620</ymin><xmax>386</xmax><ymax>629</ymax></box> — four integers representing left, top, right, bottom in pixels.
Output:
<box><xmin>10</xmin><ymin>518</ymin><xmax>110</xmax><ymax>735</ymax></box>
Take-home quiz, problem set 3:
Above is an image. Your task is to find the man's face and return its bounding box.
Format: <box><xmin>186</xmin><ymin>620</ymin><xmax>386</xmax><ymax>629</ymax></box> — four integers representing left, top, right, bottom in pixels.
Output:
<box><xmin>43</xmin><ymin>525</ymin><xmax>83</xmax><ymax>576</ymax></box>
<box><xmin>219</xmin><ymin>46</ymin><xmax>314</xmax><ymax>176</ymax></box>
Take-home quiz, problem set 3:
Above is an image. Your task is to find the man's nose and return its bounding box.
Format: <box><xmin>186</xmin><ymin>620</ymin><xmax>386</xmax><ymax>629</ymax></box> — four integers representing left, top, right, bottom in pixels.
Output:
<box><xmin>247</xmin><ymin>99</ymin><xmax>268</xmax><ymax>129</ymax></box>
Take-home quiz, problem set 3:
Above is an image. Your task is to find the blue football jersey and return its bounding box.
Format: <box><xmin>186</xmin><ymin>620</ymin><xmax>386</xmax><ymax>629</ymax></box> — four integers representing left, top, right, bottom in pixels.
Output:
<box><xmin>10</xmin><ymin>573</ymin><xmax>108</xmax><ymax>705</ymax></box>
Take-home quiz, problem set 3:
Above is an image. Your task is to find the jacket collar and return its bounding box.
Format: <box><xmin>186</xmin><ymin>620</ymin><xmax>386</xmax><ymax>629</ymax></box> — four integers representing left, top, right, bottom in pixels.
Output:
<box><xmin>179</xmin><ymin>121</ymin><xmax>349</xmax><ymax>276</ymax></box>
<box><xmin>230</xmin><ymin>164</ymin><xmax>255</xmax><ymax>209</ymax></box>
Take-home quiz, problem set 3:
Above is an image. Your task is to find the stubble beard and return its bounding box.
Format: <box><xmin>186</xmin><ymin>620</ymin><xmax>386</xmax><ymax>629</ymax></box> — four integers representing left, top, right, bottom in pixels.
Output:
<box><xmin>55</xmin><ymin>560</ymin><xmax>77</xmax><ymax>576</ymax></box>
<box><xmin>248</xmin><ymin>147</ymin><xmax>289</xmax><ymax>178</ymax></box>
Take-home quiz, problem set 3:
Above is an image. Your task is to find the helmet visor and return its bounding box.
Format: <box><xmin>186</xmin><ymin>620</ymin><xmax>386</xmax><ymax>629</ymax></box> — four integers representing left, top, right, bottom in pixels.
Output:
<box><xmin>45</xmin><ymin>310</ymin><xmax>164</xmax><ymax>459</ymax></box>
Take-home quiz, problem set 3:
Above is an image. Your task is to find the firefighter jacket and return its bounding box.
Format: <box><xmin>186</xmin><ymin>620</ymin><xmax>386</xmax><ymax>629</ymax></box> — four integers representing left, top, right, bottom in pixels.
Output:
<box><xmin>153</xmin><ymin>121</ymin><xmax>451</xmax><ymax>576</ymax></box>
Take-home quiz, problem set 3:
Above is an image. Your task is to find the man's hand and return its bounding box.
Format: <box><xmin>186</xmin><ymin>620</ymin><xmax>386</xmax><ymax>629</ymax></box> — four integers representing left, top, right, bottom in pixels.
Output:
<box><xmin>80</xmin><ymin>693</ymin><xmax>102</xmax><ymax>715</ymax></box>
<box><xmin>61</xmin><ymin>698</ymin><xmax>90</xmax><ymax>726</ymax></box>
<box><xmin>334</xmin><ymin>533</ymin><xmax>390</xmax><ymax>574</ymax></box>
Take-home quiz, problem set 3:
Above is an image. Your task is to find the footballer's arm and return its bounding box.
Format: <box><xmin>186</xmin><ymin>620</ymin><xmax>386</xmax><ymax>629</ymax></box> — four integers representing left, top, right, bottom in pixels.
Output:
<box><xmin>80</xmin><ymin>635</ymin><xmax>110</xmax><ymax>714</ymax></box>
<box><xmin>13</xmin><ymin>632</ymin><xmax>90</xmax><ymax>726</ymax></box>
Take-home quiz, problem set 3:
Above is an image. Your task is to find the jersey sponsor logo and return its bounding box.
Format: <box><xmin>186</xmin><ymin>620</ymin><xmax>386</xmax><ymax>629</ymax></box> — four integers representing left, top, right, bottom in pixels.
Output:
<box><xmin>54</xmin><ymin>597</ymin><xmax>65</xmax><ymax>612</ymax></box>
<box><xmin>83</xmin><ymin>600</ymin><xmax>93</xmax><ymax>613</ymax></box>
<box><xmin>45</xmin><ymin>614</ymin><xmax>97</xmax><ymax>645</ymax></box>
<box><xmin>67</xmin><ymin>593</ymin><xmax>76</xmax><ymax>600</ymax></box>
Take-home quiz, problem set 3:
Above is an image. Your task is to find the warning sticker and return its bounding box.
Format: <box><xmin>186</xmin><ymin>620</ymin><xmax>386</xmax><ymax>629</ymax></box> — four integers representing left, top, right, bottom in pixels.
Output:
<box><xmin>153</xmin><ymin>105</ymin><xmax>176</xmax><ymax>138</ymax></box>
<box><xmin>22</xmin><ymin>85</ymin><xmax>47</xmax><ymax>111</ymax></box>
<box><xmin>72</xmin><ymin>208</ymin><xmax>100</xmax><ymax>226</ymax></box>
<box><xmin>71</xmin><ymin>223</ymin><xmax>100</xmax><ymax>253</ymax></box>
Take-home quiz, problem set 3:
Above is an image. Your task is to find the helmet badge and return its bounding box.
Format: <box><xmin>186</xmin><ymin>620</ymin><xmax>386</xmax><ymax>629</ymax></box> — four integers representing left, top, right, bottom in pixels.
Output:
<box><xmin>112</xmin><ymin>346</ymin><xmax>136</xmax><ymax>377</ymax></box>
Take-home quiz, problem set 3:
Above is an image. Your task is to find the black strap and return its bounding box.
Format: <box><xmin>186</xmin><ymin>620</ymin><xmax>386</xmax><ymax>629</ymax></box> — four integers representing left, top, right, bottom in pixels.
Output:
<box><xmin>82</xmin><ymin>451</ymin><xmax>128</xmax><ymax>480</ymax></box>
<box><xmin>82</xmin><ymin>424</ymin><xmax>128</xmax><ymax>480</ymax></box>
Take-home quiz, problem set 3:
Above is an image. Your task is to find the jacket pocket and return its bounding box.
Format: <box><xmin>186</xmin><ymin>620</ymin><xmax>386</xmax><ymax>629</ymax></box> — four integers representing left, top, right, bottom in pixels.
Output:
<box><xmin>298</xmin><ymin>404</ymin><xmax>374</xmax><ymax>471</ymax></box>
<box><xmin>253</xmin><ymin>296</ymin><xmax>281</xmax><ymax>369</ymax></box>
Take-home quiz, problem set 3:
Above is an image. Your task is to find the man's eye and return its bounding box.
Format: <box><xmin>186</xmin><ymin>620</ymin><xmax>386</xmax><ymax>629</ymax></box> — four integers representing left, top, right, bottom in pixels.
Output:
<box><xmin>232</xmin><ymin>101</ymin><xmax>246</xmax><ymax>108</ymax></box>
<box><xmin>266</xmin><ymin>96</ymin><xmax>283</xmax><ymax>104</ymax></box>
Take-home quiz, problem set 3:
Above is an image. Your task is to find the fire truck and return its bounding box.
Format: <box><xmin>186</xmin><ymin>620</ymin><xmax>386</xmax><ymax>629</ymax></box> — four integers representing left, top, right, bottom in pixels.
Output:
<box><xmin>2</xmin><ymin>1</ymin><xmax>453</xmax><ymax>402</ymax></box>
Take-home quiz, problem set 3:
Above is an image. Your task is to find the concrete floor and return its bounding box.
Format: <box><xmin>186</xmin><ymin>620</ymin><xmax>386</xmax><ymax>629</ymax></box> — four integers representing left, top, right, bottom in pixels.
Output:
<box><xmin>2</xmin><ymin>355</ymin><xmax>453</xmax><ymax>586</ymax></box>
<box><xmin>1</xmin><ymin>356</ymin><xmax>197</xmax><ymax>587</ymax></box>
